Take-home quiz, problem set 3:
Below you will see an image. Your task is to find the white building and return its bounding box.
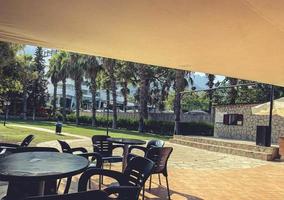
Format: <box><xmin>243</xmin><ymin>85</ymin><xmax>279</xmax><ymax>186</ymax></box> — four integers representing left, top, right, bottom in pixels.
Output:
<box><xmin>47</xmin><ymin>78</ymin><xmax>136</xmax><ymax>112</ymax></box>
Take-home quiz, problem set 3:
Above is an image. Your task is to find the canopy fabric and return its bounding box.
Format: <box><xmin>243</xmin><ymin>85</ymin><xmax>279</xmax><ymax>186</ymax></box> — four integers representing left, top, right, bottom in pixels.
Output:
<box><xmin>251</xmin><ymin>97</ymin><xmax>284</xmax><ymax>117</ymax></box>
<box><xmin>1</xmin><ymin>0</ymin><xmax>284</xmax><ymax>86</ymax></box>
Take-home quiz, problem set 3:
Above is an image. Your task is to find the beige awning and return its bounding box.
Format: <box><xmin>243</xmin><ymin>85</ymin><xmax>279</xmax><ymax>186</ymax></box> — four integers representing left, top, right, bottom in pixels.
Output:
<box><xmin>1</xmin><ymin>0</ymin><xmax>284</xmax><ymax>86</ymax></box>
<box><xmin>252</xmin><ymin>97</ymin><xmax>284</xmax><ymax>117</ymax></box>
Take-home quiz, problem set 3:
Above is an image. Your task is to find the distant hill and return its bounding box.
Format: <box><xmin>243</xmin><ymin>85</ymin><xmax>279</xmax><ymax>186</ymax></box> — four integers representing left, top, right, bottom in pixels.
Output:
<box><xmin>191</xmin><ymin>73</ymin><xmax>224</xmax><ymax>90</ymax></box>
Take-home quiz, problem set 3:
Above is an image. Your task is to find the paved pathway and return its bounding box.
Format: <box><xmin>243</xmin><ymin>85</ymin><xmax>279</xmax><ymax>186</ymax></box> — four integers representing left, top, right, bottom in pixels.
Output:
<box><xmin>1</xmin><ymin>125</ymin><xmax>284</xmax><ymax>199</ymax></box>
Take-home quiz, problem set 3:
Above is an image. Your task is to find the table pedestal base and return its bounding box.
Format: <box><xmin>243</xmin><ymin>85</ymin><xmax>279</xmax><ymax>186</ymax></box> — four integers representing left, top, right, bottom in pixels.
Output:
<box><xmin>6</xmin><ymin>180</ymin><xmax>57</xmax><ymax>200</ymax></box>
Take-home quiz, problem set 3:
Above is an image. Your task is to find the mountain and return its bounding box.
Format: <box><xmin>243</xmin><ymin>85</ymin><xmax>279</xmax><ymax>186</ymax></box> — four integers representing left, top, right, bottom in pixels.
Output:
<box><xmin>191</xmin><ymin>73</ymin><xmax>224</xmax><ymax>90</ymax></box>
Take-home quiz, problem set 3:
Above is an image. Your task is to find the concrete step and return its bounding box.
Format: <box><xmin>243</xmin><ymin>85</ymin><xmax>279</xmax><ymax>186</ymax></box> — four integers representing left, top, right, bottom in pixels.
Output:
<box><xmin>173</xmin><ymin>135</ymin><xmax>276</xmax><ymax>154</ymax></box>
<box><xmin>170</xmin><ymin>137</ymin><xmax>279</xmax><ymax>161</ymax></box>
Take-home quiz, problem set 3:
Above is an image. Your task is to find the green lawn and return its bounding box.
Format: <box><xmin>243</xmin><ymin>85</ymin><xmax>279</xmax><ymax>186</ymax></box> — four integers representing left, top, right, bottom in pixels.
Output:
<box><xmin>3</xmin><ymin>120</ymin><xmax>170</xmax><ymax>144</ymax></box>
<box><xmin>0</xmin><ymin>124</ymin><xmax>74</xmax><ymax>145</ymax></box>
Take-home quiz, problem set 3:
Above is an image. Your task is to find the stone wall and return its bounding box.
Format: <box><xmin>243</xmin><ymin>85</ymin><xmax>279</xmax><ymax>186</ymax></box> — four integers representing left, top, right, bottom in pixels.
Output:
<box><xmin>214</xmin><ymin>104</ymin><xmax>284</xmax><ymax>144</ymax></box>
<box><xmin>96</xmin><ymin>112</ymin><xmax>212</xmax><ymax>123</ymax></box>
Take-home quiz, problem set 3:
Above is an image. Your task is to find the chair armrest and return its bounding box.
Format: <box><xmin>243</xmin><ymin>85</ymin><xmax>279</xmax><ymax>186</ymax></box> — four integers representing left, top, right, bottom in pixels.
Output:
<box><xmin>77</xmin><ymin>152</ymin><xmax>103</xmax><ymax>168</ymax></box>
<box><xmin>104</xmin><ymin>186</ymin><xmax>140</xmax><ymax>200</ymax></box>
<box><xmin>92</xmin><ymin>144</ymin><xmax>99</xmax><ymax>152</ymax></box>
<box><xmin>129</xmin><ymin>145</ymin><xmax>148</xmax><ymax>155</ymax></box>
<box><xmin>78</xmin><ymin>168</ymin><xmax>127</xmax><ymax>192</ymax></box>
<box><xmin>70</xmin><ymin>147</ymin><xmax>88</xmax><ymax>154</ymax></box>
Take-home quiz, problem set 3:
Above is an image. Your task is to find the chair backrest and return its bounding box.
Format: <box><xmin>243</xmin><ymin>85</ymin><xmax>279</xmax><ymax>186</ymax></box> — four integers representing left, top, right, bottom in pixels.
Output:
<box><xmin>24</xmin><ymin>190</ymin><xmax>109</xmax><ymax>200</ymax></box>
<box><xmin>13</xmin><ymin>147</ymin><xmax>59</xmax><ymax>153</ymax></box>
<box><xmin>146</xmin><ymin>140</ymin><xmax>165</xmax><ymax>149</ymax></box>
<box><xmin>57</xmin><ymin>140</ymin><xmax>72</xmax><ymax>153</ymax></box>
<box><xmin>124</xmin><ymin>156</ymin><xmax>155</xmax><ymax>188</ymax></box>
<box><xmin>20</xmin><ymin>135</ymin><xmax>35</xmax><ymax>147</ymax></box>
<box><xmin>91</xmin><ymin>135</ymin><xmax>112</xmax><ymax>157</ymax></box>
<box><xmin>146</xmin><ymin>147</ymin><xmax>173</xmax><ymax>176</ymax></box>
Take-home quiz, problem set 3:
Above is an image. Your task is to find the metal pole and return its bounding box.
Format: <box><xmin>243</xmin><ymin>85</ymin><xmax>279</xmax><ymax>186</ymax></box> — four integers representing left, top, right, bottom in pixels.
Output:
<box><xmin>268</xmin><ymin>85</ymin><xmax>274</xmax><ymax>136</ymax></box>
<box><xmin>106</xmin><ymin>103</ymin><xmax>109</xmax><ymax>136</ymax></box>
<box><xmin>3</xmin><ymin>106</ymin><xmax>6</xmax><ymax>126</ymax></box>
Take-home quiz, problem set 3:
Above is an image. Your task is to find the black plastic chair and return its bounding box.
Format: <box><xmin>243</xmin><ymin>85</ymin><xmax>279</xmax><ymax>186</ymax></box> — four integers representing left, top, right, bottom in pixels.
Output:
<box><xmin>20</xmin><ymin>134</ymin><xmax>35</xmax><ymax>147</ymax></box>
<box><xmin>57</xmin><ymin>140</ymin><xmax>88</xmax><ymax>154</ymax></box>
<box><xmin>129</xmin><ymin>140</ymin><xmax>165</xmax><ymax>156</ymax></box>
<box><xmin>92</xmin><ymin>135</ymin><xmax>123</xmax><ymax>168</ymax></box>
<box><xmin>128</xmin><ymin>140</ymin><xmax>165</xmax><ymax>184</ymax></box>
<box><xmin>57</xmin><ymin>140</ymin><xmax>102</xmax><ymax>193</ymax></box>
<box><xmin>0</xmin><ymin>135</ymin><xmax>35</xmax><ymax>156</ymax></box>
<box><xmin>146</xmin><ymin>147</ymin><xmax>173</xmax><ymax>200</ymax></box>
<box><xmin>24</xmin><ymin>190</ymin><xmax>109</xmax><ymax>200</ymax></box>
<box><xmin>78</xmin><ymin>156</ymin><xmax>155</xmax><ymax>200</ymax></box>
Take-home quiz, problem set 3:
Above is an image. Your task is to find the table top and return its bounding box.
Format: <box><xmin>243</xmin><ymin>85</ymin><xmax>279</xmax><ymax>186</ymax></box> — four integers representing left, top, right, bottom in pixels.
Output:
<box><xmin>107</xmin><ymin>138</ymin><xmax>146</xmax><ymax>145</ymax></box>
<box><xmin>0</xmin><ymin>152</ymin><xmax>89</xmax><ymax>181</ymax></box>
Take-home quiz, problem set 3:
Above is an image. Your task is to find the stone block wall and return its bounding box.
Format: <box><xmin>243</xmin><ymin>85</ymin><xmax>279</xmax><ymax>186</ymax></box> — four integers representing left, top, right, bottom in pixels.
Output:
<box><xmin>214</xmin><ymin>104</ymin><xmax>284</xmax><ymax>144</ymax></box>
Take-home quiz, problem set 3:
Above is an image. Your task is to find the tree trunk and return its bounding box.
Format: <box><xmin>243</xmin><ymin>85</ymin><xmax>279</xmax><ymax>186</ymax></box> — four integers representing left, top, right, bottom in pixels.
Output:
<box><xmin>91</xmin><ymin>77</ymin><xmax>97</xmax><ymax>126</ymax></box>
<box><xmin>23</xmin><ymin>87</ymin><xmax>28</xmax><ymax>120</ymax></box>
<box><xmin>174</xmin><ymin>70</ymin><xmax>185</xmax><ymax>135</ymax></box>
<box><xmin>106</xmin><ymin>59</ymin><xmax>117</xmax><ymax>129</ymax></box>
<box><xmin>75</xmin><ymin>79</ymin><xmax>82</xmax><ymax>125</ymax></box>
<box><xmin>123</xmin><ymin>81</ymin><xmax>128</xmax><ymax>112</ymax></box>
<box><xmin>138</xmin><ymin>65</ymin><xmax>149</xmax><ymax>133</ymax></box>
<box><xmin>52</xmin><ymin>82</ymin><xmax>57</xmax><ymax>118</ymax></box>
<box><xmin>228</xmin><ymin>78</ymin><xmax>238</xmax><ymax>104</ymax></box>
<box><xmin>106</xmin><ymin>89</ymin><xmax>110</xmax><ymax>129</ymax></box>
<box><xmin>62</xmin><ymin>78</ymin><xmax>67</xmax><ymax>123</ymax></box>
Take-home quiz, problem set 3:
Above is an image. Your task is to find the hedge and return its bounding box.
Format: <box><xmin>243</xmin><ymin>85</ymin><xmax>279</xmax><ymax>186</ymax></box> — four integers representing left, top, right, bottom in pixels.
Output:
<box><xmin>66</xmin><ymin>114</ymin><xmax>213</xmax><ymax>136</ymax></box>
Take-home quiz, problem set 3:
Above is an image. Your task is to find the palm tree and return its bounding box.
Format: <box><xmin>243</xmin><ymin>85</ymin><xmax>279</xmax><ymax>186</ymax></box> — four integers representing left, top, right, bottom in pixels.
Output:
<box><xmin>83</xmin><ymin>55</ymin><xmax>102</xmax><ymax>126</ymax></box>
<box><xmin>58</xmin><ymin>51</ymin><xmax>69</xmax><ymax>123</ymax></box>
<box><xmin>47</xmin><ymin>53</ymin><xmax>61</xmax><ymax>118</ymax></box>
<box><xmin>136</xmin><ymin>64</ymin><xmax>151</xmax><ymax>133</ymax></box>
<box><xmin>103</xmin><ymin>58</ymin><xmax>117</xmax><ymax>129</ymax></box>
<box><xmin>17</xmin><ymin>54</ymin><xmax>37</xmax><ymax>120</ymax></box>
<box><xmin>173</xmin><ymin>69</ymin><xmax>187</xmax><ymax>135</ymax></box>
<box><xmin>116</xmin><ymin>61</ymin><xmax>137</xmax><ymax>112</ymax></box>
<box><xmin>206</xmin><ymin>74</ymin><xmax>215</xmax><ymax>113</ymax></box>
<box><xmin>68</xmin><ymin>53</ymin><xmax>84</xmax><ymax>125</ymax></box>
<box><xmin>226</xmin><ymin>77</ymin><xmax>239</xmax><ymax>104</ymax></box>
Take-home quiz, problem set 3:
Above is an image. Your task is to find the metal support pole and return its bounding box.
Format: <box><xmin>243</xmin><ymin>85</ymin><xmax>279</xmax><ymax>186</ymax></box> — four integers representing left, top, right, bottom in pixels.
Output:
<box><xmin>268</xmin><ymin>85</ymin><xmax>274</xmax><ymax>146</ymax></box>
<box><xmin>106</xmin><ymin>104</ymin><xmax>109</xmax><ymax>136</ymax></box>
<box><xmin>3</xmin><ymin>106</ymin><xmax>6</xmax><ymax>126</ymax></box>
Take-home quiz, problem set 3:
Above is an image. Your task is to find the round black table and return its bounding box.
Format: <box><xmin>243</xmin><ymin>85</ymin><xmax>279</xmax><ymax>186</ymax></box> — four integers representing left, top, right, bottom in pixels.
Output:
<box><xmin>107</xmin><ymin>138</ymin><xmax>146</xmax><ymax>171</ymax></box>
<box><xmin>0</xmin><ymin>152</ymin><xmax>89</xmax><ymax>200</ymax></box>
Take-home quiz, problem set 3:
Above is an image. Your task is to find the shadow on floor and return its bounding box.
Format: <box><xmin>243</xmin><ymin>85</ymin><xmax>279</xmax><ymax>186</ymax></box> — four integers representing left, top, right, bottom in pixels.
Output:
<box><xmin>143</xmin><ymin>182</ymin><xmax>203</xmax><ymax>200</ymax></box>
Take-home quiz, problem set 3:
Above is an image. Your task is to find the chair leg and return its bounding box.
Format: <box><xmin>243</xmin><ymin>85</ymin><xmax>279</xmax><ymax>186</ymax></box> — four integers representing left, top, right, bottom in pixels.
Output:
<box><xmin>149</xmin><ymin>175</ymin><xmax>152</xmax><ymax>191</ymax></box>
<box><xmin>64</xmin><ymin>177</ymin><xmax>72</xmax><ymax>194</ymax></box>
<box><xmin>142</xmin><ymin>185</ymin><xmax>145</xmax><ymax>200</ymax></box>
<box><xmin>101</xmin><ymin>163</ymin><xmax>104</xmax><ymax>185</ymax></box>
<box><xmin>165</xmin><ymin>176</ymin><xmax>171</xmax><ymax>200</ymax></box>
<box><xmin>56</xmin><ymin>179</ymin><xmax>61</xmax><ymax>192</ymax></box>
<box><xmin>89</xmin><ymin>178</ymin><xmax>92</xmax><ymax>189</ymax></box>
<box><xmin>109</xmin><ymin>163</ymin><xmax>112</xmax><ymax>170</ymax></box>
<box><xmin>158</xmin><ymin>174</ymin><xmax>161</xmax><ymax>185</ymax></box>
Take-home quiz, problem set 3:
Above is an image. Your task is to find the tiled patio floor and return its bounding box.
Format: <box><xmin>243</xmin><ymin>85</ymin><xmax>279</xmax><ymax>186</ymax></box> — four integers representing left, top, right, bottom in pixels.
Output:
<box><xmin>1</xmin><ymin>140</ymin><xmax>284</xmax><ymax>199</ymax></box>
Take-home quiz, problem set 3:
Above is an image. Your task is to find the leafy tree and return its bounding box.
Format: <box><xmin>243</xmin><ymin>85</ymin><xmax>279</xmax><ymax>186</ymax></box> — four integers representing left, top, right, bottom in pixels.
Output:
<box><xmin>17</xmin><ymin>54</ymin><xmax>37</xmax><ymax>120</ymax></box>
<box><xmin>0</xmin><ymin>42</ymin><xmax>22</xmax><ymax>95</ymax></box>
<box><xmin>28</xmin><ymin>47</ymin><xmax>48</xmax><ymax>120</ymax></box>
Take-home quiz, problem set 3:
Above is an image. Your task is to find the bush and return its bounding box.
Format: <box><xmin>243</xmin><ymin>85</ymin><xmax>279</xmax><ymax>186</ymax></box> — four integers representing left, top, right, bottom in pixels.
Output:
<box><xmin>66</xmin><ymin>114</ymin><xmax>214</xmax><ymax>136</ymax></box>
